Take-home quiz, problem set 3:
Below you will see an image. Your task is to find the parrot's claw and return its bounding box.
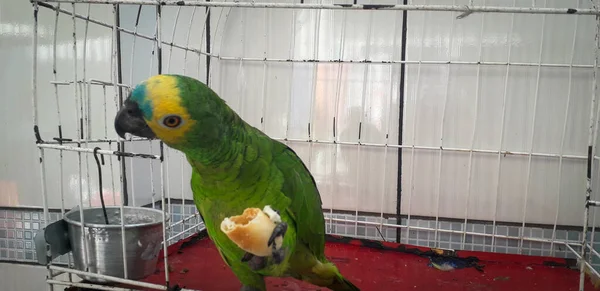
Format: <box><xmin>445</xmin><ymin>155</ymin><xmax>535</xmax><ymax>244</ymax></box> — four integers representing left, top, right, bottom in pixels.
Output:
<box><xmin>241</xmin><ymin>252</ymin><xmax>267</xmax><ymax>271</ymax></box>
<box><xmin>267</xmin><ymin>222</ymin><xmax>288</xmax><ymax>248</ymax></box>
<box><xmin>272</xmin><ymin>247</ymin><xmax>286</xmax><ymax>264</ymax></box>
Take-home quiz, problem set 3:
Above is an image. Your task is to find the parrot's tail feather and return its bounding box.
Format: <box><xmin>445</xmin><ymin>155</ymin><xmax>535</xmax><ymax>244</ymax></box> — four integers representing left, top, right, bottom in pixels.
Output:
<box><xmin>327</xmin><ymin>274</ymin><xmax>361</xmax><ymax>291</ymax></box>
<box><xmin>306</xmin><ymin>260</ymin><xmax>360</xmax><ymax>291</ymax></box>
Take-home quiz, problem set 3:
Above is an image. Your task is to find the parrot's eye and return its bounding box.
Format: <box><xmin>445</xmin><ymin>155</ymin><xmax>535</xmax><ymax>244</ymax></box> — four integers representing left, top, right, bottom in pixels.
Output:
<box><xmin>161</xmin><ymin>115</ymin><xmax>183</xmax><ymax>128</ymax></box>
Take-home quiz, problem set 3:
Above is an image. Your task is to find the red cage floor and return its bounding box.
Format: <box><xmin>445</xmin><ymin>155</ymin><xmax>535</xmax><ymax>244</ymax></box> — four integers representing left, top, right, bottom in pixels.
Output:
<box><xmin>124</xmin><ymin>233</ymin><xmax>595</xmax><ymax>291</ymax></box>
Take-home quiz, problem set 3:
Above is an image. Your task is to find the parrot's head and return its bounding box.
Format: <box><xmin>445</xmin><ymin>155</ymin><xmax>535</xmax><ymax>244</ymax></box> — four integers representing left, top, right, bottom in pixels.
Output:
<box><xmin>114</xmin><ymin>74</ymin><xmax>235</xmax><ymax>152</ymax></box>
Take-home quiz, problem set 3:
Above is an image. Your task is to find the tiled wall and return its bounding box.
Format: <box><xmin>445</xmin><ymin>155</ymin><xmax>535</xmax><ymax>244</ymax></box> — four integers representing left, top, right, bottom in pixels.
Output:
<box><xmin>0</xmin><ymin>203</ymin><xmax>591</xmax><ymax>267</ymax></box>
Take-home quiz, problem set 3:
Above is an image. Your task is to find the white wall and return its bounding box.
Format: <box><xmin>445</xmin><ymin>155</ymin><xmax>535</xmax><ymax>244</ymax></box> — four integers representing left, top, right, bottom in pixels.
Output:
<box><xmin>1</xmin><ymin>0</ymin><xmax>599</xmax><ymax>230</ymax></box>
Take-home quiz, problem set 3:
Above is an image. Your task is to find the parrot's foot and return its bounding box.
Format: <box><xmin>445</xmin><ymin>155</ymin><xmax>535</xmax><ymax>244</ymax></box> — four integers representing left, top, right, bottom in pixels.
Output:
<box><xmin>241</xmin><ymin>252</ymin><xmax>267</xmax><ymax>271</ymax></box>
<box><xmin>268</xmin><ymin>222</ymin><xmax>288</xmax><ymax>265</ymax></box>
<box><xmin>267</xmin><ymin>221</ymin><xmax>288</xmax><ymax>248</ymax></box>
<box><xmin>271</xmin><ymin>247</ymin><xmax>286</xmax><ymax>264</ymax></box>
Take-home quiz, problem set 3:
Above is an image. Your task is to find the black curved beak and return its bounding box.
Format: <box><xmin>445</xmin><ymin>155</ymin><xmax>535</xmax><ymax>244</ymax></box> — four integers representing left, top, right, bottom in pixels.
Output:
<box><xmin>114</xmin><ymin>99</ymin><xmax>156</xmax><ymax>139</ymax></box>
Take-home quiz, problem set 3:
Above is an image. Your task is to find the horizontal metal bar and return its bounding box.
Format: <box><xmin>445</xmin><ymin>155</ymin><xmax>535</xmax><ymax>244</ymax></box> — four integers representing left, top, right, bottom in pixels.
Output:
<box><xmin>325</xmin><ymin>217</ymin><xmax>581</xmax><ymax>246</ymax></box>
<box><xmin>34</xmin><ymin>1</ymin><xmax>600</xmax><ymax>15</ymax></box>
<box><xmin>166</xmin><ymin>212</ymin><xmax>201</xmax><ymax>230</ymax></box>
<box><xmin>37</xmin><ymin>2</ymin><xmax>205</xmax><ymax>55</ymax></box>
<box><xmin>48</xmin><ymin>265</ymin><xmax>170</xmax><ymax>290</ymax></box>
<box><xmin>278</xmin><ymin>138</ymin><xmax>587</xmax><ymax>161</ymax></box>
<box><xmin>47</xmin><ymin>280</ymin><xmax>138</xmax><ymax>291</ymax></box>
<box><xmin>167</xmin><ymin>222</ymin><xmax>205</xmax><ymax>242</ymax></box>
<box><xmin>588</xmin><ymin>200</ymin><xmax>600</xmax><ymax>207</ymax></box>
<box><xmin>216</xmin><ymin>56</ymin><xmax>598</xmax><ymax>69</ymax></box>
<box><xmin>43</xmin><ymin>137</ymin><xmax>149</xmax><ymax>145</ymax></box>
<box><xmin>50</xmin><ymin>79</ymin><xmax>131</xmax><ymax>88</ymax></box>
<box><xmin>37</xmin><ymin>2</ymin><xmax>599</xmax><ymax>69</ymax></box>
<box><xmin>38</xmin><ymin>144</ymin><xmax>161</xmax><ymax>159</ymax></box>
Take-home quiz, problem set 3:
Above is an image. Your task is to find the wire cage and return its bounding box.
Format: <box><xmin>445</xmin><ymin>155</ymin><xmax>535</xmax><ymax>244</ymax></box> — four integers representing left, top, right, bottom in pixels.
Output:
<box><xmin>27</xmin><ymin>0</ymin><xmax>600</xmax><ymax>290</ymax></box>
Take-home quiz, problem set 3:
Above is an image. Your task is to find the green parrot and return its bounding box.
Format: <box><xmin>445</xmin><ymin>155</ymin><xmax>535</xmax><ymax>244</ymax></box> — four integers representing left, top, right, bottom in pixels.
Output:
<box><xmin>114</xmin><ymin>74</ymin><xmax>360</xmax><ymax>291</ymax></box>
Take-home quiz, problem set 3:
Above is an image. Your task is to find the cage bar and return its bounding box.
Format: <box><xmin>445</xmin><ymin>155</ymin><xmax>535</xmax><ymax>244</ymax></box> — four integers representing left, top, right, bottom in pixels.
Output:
<box><xmin>580</xmin><ymin>2</ymin><xmax>600</xmax><ymax>289</ymax></box>
<box><xmin>37</xmin><ymin>144</ymin><xmax>162</xmax><ymax>159</ymax></box>
<box><xmin>519</xmin><ymin>4</ymin><xmax>547</xmax><ymax>254</ymax></box>
<box><xmin>490</xmin><ymin>2</ymin><xmax>516</xmax><ymax>252</ymax></box>
<box><xmin>33</xmin><ymin>0</ymin><xmax>600</xmax><ymax>15</ymax></box>
<box><xmin>433</xmin><ymin>0</ymin><xmax>456</xmax><ymax>247</ymax></box>
<box><xmin>29</xmin><ymin>0</ymin><xmax>600</xmax><ymax>290</ymax></box>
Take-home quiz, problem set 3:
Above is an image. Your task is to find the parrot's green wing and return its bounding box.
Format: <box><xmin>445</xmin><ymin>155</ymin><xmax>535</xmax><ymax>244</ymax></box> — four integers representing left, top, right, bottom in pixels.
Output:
<box><xmin>271</xmin><ymin>140</ymin><xmax>327</xmax><ymax>259</ymax></box>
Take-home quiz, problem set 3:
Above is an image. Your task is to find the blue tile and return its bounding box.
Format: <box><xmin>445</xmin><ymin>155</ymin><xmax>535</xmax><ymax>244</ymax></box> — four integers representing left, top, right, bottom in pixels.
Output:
<box><xmin>8</xmin><ymin>240</ymin><xmax>14</xmax><ymax>248</ymax></box>
<box><xmin>0</xmin><ymin>230</ymin><xmax>5</xmax><ymax>238</ymax></box>
<box><xmin>0</xmin><ymin>240</ymin><xmax>5</xmax><ymax>247</ymax></box>
<box><xmin>0</xmin><ymin>249</ymin><xmax>6</xmax><ymax>258</ymax></box>
<box><xmin>25</xmin><ymin>251</ymin><xmax>33</xmax><ymax>260</ymax></box>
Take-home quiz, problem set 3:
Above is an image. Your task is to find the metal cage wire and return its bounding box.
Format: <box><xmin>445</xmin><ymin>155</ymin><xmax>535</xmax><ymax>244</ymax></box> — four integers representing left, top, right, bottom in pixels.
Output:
<box><xmin>28</xmin><ymin>0</ymin><xmax>600</xmax><ymax>291</ymax></box>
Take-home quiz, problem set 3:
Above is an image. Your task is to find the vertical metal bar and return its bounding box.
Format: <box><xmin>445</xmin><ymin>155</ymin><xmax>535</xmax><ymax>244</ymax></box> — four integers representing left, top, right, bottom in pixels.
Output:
<box><xmin>491</xmin><ymin>0</ymin><xmax>516</xmax><ymax>252</ymax></box>
<box><xmin>166</xmin><ymin>6</ymin><xmax>182</xmax><ymax>73</ymax></box>
<box><xmin>156</xmin><ymin>3</ymin><xmax>171</xmax><ymax>286</ymax></box>
<box><xmin>308</xmin><ymin>3</ymin><xmax>322</xmax><ymax>230</ymax></box>
<box><xmin>51</xmin><ymin>3</ymin><xmax>74</xmax><ymax>277</ymax></box>
<box><xmin>405</xmin><ymin>8</ymin><xmax>427</xmax><ymax>243</ymax></box>
<box><xmin>588</xmin><ymin>2</ymin><xmax>600</xmax><ymax>265</ymax></box>
<box><xmin>236</xmin><ymin>8</ymin><xmax>247</xmax><ymax>117</ymax></box>
<box><xmin>204</xmin><ymin>2</ymin><xmax>211</xmax><ymax>85</ymax></box>
<box><xmin>382</xmin><ymin>4</ymin><xmax>402</xmax><ymax>242</ymax></box>
<box><xmin>550</xmin><ymin>4</ymin><xmax>578</xmax><ymax>256</ymax></box>
<box><xmin>128</xmin><ymin>5</ymin><xmax>143</xmax><ymax>208</ymax></box>
<box><xmin>82</xmin><ymin>4</ymin><xmax>93</xmax><ymax>212</ymax></box>
<box><xmin>331</xmin><ymin>9</ymin><xmax>348</xmax><ymax>230</ymax></box>
<box><xmin>33</xmin><ymin>3</ymin><xmax>54</xmax><ymax>291</ymax></box>
<box><xmin>215</xmin><ymin>6</ymin><xmax>232</xmax><ymax>96</ymax></box>
<box><xmin>519</xmin><ymin>1</ymin><xmax>547</xmax><ymax>254</ymax></box>
<box><xmin>284</xmin><ymin>5</ymin><xmax>297</xmax><ymax>141</ymax></box>
<box><xmin>355</xmin><ymin>11</ymin><xmax>374</xmax><ymax>236</ymax></box>
<box><xmin>150</xmin><ymin>141</ymin><xmax>156</xmax><ymax>209</ymax></box>
<box><xmin>103</xmin><ymin>85</ymin><xmax>118</xmax><ymax>207</ymax></box>
<box><xmin>433</xmin><ymin>0</ymin><xmax>456</xmax><ymax>247</ymax></box>
<box><xmin>148</xmin><ymin>11</ymin><xmax>158</xmax><ymax>210</ymax></box>
<box><xmin>113</xmin><ymin>3</ymin><xmax>128</xmax><ymax>210</ymax></box>
<box><xmin>462</xmin><ymin>0</ymin><xmax>486</xmax><ymax>250</ymax></box>
<box><xmin>183</xmin><ymin>6</ymin><xmax>198</xmax><ymax>76</ymax></box>
<box><xmin>71</xmin><ymin>1</ymin><xmax>90</xmax><ymax>276</ymax></box>
<box><xmin>395</xmin><ymin>0</ymin><xmax>408</xmax><ymax>243</ymax></box>
<box><xmin>180</xmin><ymin>7</ymin><xmax>198</xmax><ymax>238</ymax></box>
<box><xmin>582</xmin><ymin>3</ymin><xmax>600</xmax><ymax>289</ymax></box>
<box><xmin>112</xmin><ymin>2</ymin><xmax>129</xmax><ymax>279</ymax></box>
<box><xmin>259</xmin><ymin>9</ymin><xmax>270</xmax><ymax>133</ymax></box>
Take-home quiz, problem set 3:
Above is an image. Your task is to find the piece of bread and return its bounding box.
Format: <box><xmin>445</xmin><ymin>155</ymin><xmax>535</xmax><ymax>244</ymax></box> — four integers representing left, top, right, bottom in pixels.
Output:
<box><xmin>220</xmin><ymin>206</ymin><xmax>282</xmax><ymax>257</ymax></box>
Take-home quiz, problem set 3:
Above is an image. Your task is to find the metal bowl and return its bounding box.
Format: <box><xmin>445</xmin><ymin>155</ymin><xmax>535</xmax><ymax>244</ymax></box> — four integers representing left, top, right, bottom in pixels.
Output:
<box><xmin>63</xmin><ymin>206</ymin><xmax>166</xmax><ymax>282</ymax></box>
